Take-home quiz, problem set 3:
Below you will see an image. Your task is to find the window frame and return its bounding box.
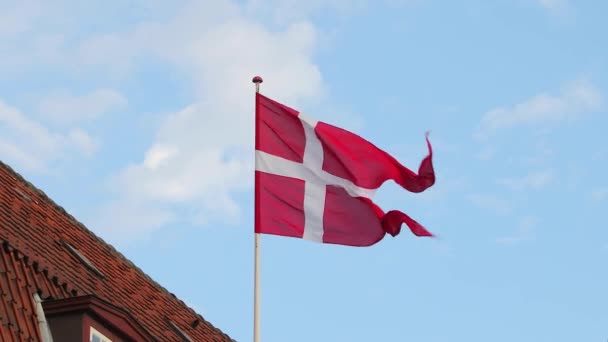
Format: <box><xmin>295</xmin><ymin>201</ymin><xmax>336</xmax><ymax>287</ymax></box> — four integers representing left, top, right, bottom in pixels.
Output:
<box><xmin>90</xmin><ymin>326</ymin><xmax>113</xmax><ymax>342</ymax></box>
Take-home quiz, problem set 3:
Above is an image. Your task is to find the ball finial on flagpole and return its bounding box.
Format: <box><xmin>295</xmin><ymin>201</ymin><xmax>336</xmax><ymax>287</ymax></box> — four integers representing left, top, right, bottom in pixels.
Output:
<box><xmin>252</xmin><ymin>75</ymin><xmax>263</xmax><ymax>93</ymax></box>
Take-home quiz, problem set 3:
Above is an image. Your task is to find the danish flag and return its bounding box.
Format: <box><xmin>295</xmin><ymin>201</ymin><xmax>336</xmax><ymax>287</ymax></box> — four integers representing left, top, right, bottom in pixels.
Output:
<box><xmin>255</xmin><ymin>93</ymin><xmax>436</xmax><ymax>246</ymax></box>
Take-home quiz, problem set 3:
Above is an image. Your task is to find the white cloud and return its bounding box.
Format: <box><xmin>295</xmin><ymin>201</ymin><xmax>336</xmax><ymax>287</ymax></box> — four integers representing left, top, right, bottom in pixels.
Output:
<box><xmin>476</xmin><ymin>80</ymin><xmax>602</xmax><ymax>139</ymax></box>
<box><xmin>468</xmin><ymin>194</ymin><xmax>511</xmax><ymax>215</ymax></box>
<box><xmin>0</xmin><ymin>100</ymin><xmax>61</xmax><ymax>150</ymax></box>
<box><xmin>116</xmin><ymin>146</ymin><xmax>250</xmax><ymax>204</ymax></box>
<box><xmin>497</xmin><ymin>169</ymin><xmax>555</xmax><ymax>191</ymax></box>
<box><xmin>91</xmin><ymin>200</ymin><xmax>175</xmax><ymax>244</ymax></box>
<box><xmin>0</xmin><ymin>1</ymin><xmax>76</xmax><ymax>74</ymax></box>
<box><xmin>0</xmin><ymin>0</ymin><xmax>376</xmax><ymax>241</ymax></box>
<box><xmin>0</xmin><ymin>139</ymin><xmax>44</xmax><ymax>171</ymax></box>
<box><xmin>68</xmin><ymin>128</ymin><xmax>99</xmax><ymax>156</ymax></box>
<box><xmin>0</xmin><ymin>99</ymin><xmax>96</xmax><ymax>171</ymax></box>
<box><xmin>38</xmin><ymin>89</ymin><xmax>127</xmax><ymax>123</ymax></box>
<box><xmin>0</xmin><ymin>1</ymin><xmax>43</xmax><ymax>38</ymax></box>
<box><xmin>244</xmin><ymin>0</ymin><xmax>367</xmax><ymax>23</ymax></box>
<box><xmin>143</xmin><ymin>144</ymin><xmax>178</xmax><ymax>170</ymax></box>
<box><xmin>591</xmin><ymin>187</ymin><xmax>608</xmax><ymax>201</ymax></box>
<box><xmin>536</xmin><ymin>0</ymin><xmax>569</xmax><ymax>13</ymax></box>
<box><xmin>496</xmin><ymin>216</ymin><xmax>537</xmax><ymax>245</ymax></box>
<box><xmin>74</xmin><ymin>0</ymin><xmax>332</xmax><ymax>240</ymax></box>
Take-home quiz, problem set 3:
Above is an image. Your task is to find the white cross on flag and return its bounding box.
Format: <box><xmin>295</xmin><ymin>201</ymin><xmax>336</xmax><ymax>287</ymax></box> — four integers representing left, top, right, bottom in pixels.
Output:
<box><xmin>255</xmin><ymin>93</ymin><xmax>436</xmax><ymax>246</ymax></box>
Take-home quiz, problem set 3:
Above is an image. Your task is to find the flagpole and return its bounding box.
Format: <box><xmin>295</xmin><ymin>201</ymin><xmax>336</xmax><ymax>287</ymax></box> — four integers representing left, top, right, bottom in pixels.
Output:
<box><xmin>252</xmin><ymin>75</ymin><xmax>263</xmax><ymax>342</ymax></box>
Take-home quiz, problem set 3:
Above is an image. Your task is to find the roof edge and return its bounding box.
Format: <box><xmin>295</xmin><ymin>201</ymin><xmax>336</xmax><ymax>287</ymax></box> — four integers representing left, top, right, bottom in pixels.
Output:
<box><xmin>1</xmin><ymin>239</ymin><xmax>78</xmax><ymax>298</ymax></box>
<box><xmin>0</xmin><ymin>160</ymin><xmax>233</xmax><ymax>341</ymax></box>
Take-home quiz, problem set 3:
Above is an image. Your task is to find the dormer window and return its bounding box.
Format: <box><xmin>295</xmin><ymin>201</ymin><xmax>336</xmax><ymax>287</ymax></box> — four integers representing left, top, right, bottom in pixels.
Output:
<box><xmin>90</xmin><ymin>327</ymin><xmax>112</xmax><ymax>342</ymax></box>
<box><xmin>42</xmin><ymin>295</ymin><xmax>154</xmax><ymax>341</ymax></box>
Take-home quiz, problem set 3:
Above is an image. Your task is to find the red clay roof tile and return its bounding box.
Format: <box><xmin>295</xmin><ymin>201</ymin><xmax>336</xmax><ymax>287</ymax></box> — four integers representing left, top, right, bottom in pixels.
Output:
<box><xmin>0</xmin><ymin>161</ymin><xmax>234</xmax><ymax>341</ymax></box>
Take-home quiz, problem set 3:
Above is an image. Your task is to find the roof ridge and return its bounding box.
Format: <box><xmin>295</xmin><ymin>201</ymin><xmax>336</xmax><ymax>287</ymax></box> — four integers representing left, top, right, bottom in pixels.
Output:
<box><xmin>0</xmin><ymin>160</ymin><xmax>233</xmax><ymax>340</ymax></box>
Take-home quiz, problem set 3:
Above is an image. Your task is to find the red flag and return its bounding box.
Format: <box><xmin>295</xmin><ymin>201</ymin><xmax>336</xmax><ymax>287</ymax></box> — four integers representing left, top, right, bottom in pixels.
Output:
<box><xmin>255</xmin><ymin>93</ymin><xmax>435</xmax><ymax>246</ymax></box>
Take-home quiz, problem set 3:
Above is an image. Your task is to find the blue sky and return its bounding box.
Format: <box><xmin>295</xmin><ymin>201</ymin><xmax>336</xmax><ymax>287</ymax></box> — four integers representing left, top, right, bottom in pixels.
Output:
<box><xmin>1</xmin><ymin>0</ymin><xmax>607</xmax><ymax>341</ymax></box>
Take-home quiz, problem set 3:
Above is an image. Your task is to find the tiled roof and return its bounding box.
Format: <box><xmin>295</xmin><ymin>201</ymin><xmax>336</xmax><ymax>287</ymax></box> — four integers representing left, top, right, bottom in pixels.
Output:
<box><xmin>0</xmin><ymin>161</ymin><xmax>234</xmax><ymax>342</ymax></box>
<box><xmin>0</xmin><ymin>243</ymin><xmax>71</xmax><ymax>341</ymax></box>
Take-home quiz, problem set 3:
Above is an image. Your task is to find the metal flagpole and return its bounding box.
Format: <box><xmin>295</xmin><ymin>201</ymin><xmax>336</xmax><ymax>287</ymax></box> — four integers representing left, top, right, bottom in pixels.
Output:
<box><xmin>252</xmin><ymin>75</ymin><xmax>263</xmax><ymax>342</ymax></box>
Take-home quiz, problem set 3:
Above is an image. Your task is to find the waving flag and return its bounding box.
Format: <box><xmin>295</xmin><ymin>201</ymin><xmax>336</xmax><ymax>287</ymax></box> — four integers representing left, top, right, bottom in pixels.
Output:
<box><xmin>255</xmin><ymin>93</ymin><xmax>436</xmax><ymax>246</ymax></box>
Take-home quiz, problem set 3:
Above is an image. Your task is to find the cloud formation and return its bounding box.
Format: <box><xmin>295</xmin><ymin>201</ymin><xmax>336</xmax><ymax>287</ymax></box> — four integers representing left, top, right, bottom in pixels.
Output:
<box><xmin>0</xmin><ymin>0</ymin><xmax>364</xmax><ymax>242</ymax></box>
<box><xmin>591</xmin><ymin>187</ymin><xmax>608</xmax><ymax>201</ymax></box>
<box><xmin>536</xmin><ymin>0</ymin><xmax>569</xmax><ymax>13</ymax></box>
<box><xmin>497</xmin><ymin>169</ymin><xmax>555</xmax><ymax>191</ymax></box>
<box><xmin>496</xmin><ymin>216</ymin><xmax>537</xmax><ymax>245</ymax></box>
<box><xmin>38</xmin><ymin>89</ymin><xmax>127</xmax><ymax>123</ymax></box>
<box><xmin>476</xmin><ymin>80</ymin><xmax>602</xmax><ymax>139</ymax></box>
<box><xmin>54</xmin><ymin>0</ymin><xmax>332</xmax><ymax>241</ymax></box>
<box><xmin>0</xmin><ymin>100</ymin><xmax>97</xmax><ymax>171</ymax></box>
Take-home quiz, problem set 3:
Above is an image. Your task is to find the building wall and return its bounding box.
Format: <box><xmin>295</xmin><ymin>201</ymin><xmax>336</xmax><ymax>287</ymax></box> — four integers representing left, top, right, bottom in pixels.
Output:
<box><xmin>46</xmin><ymin>314</ymin><xmax>83</xmax><ymax>342</ymax></box>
